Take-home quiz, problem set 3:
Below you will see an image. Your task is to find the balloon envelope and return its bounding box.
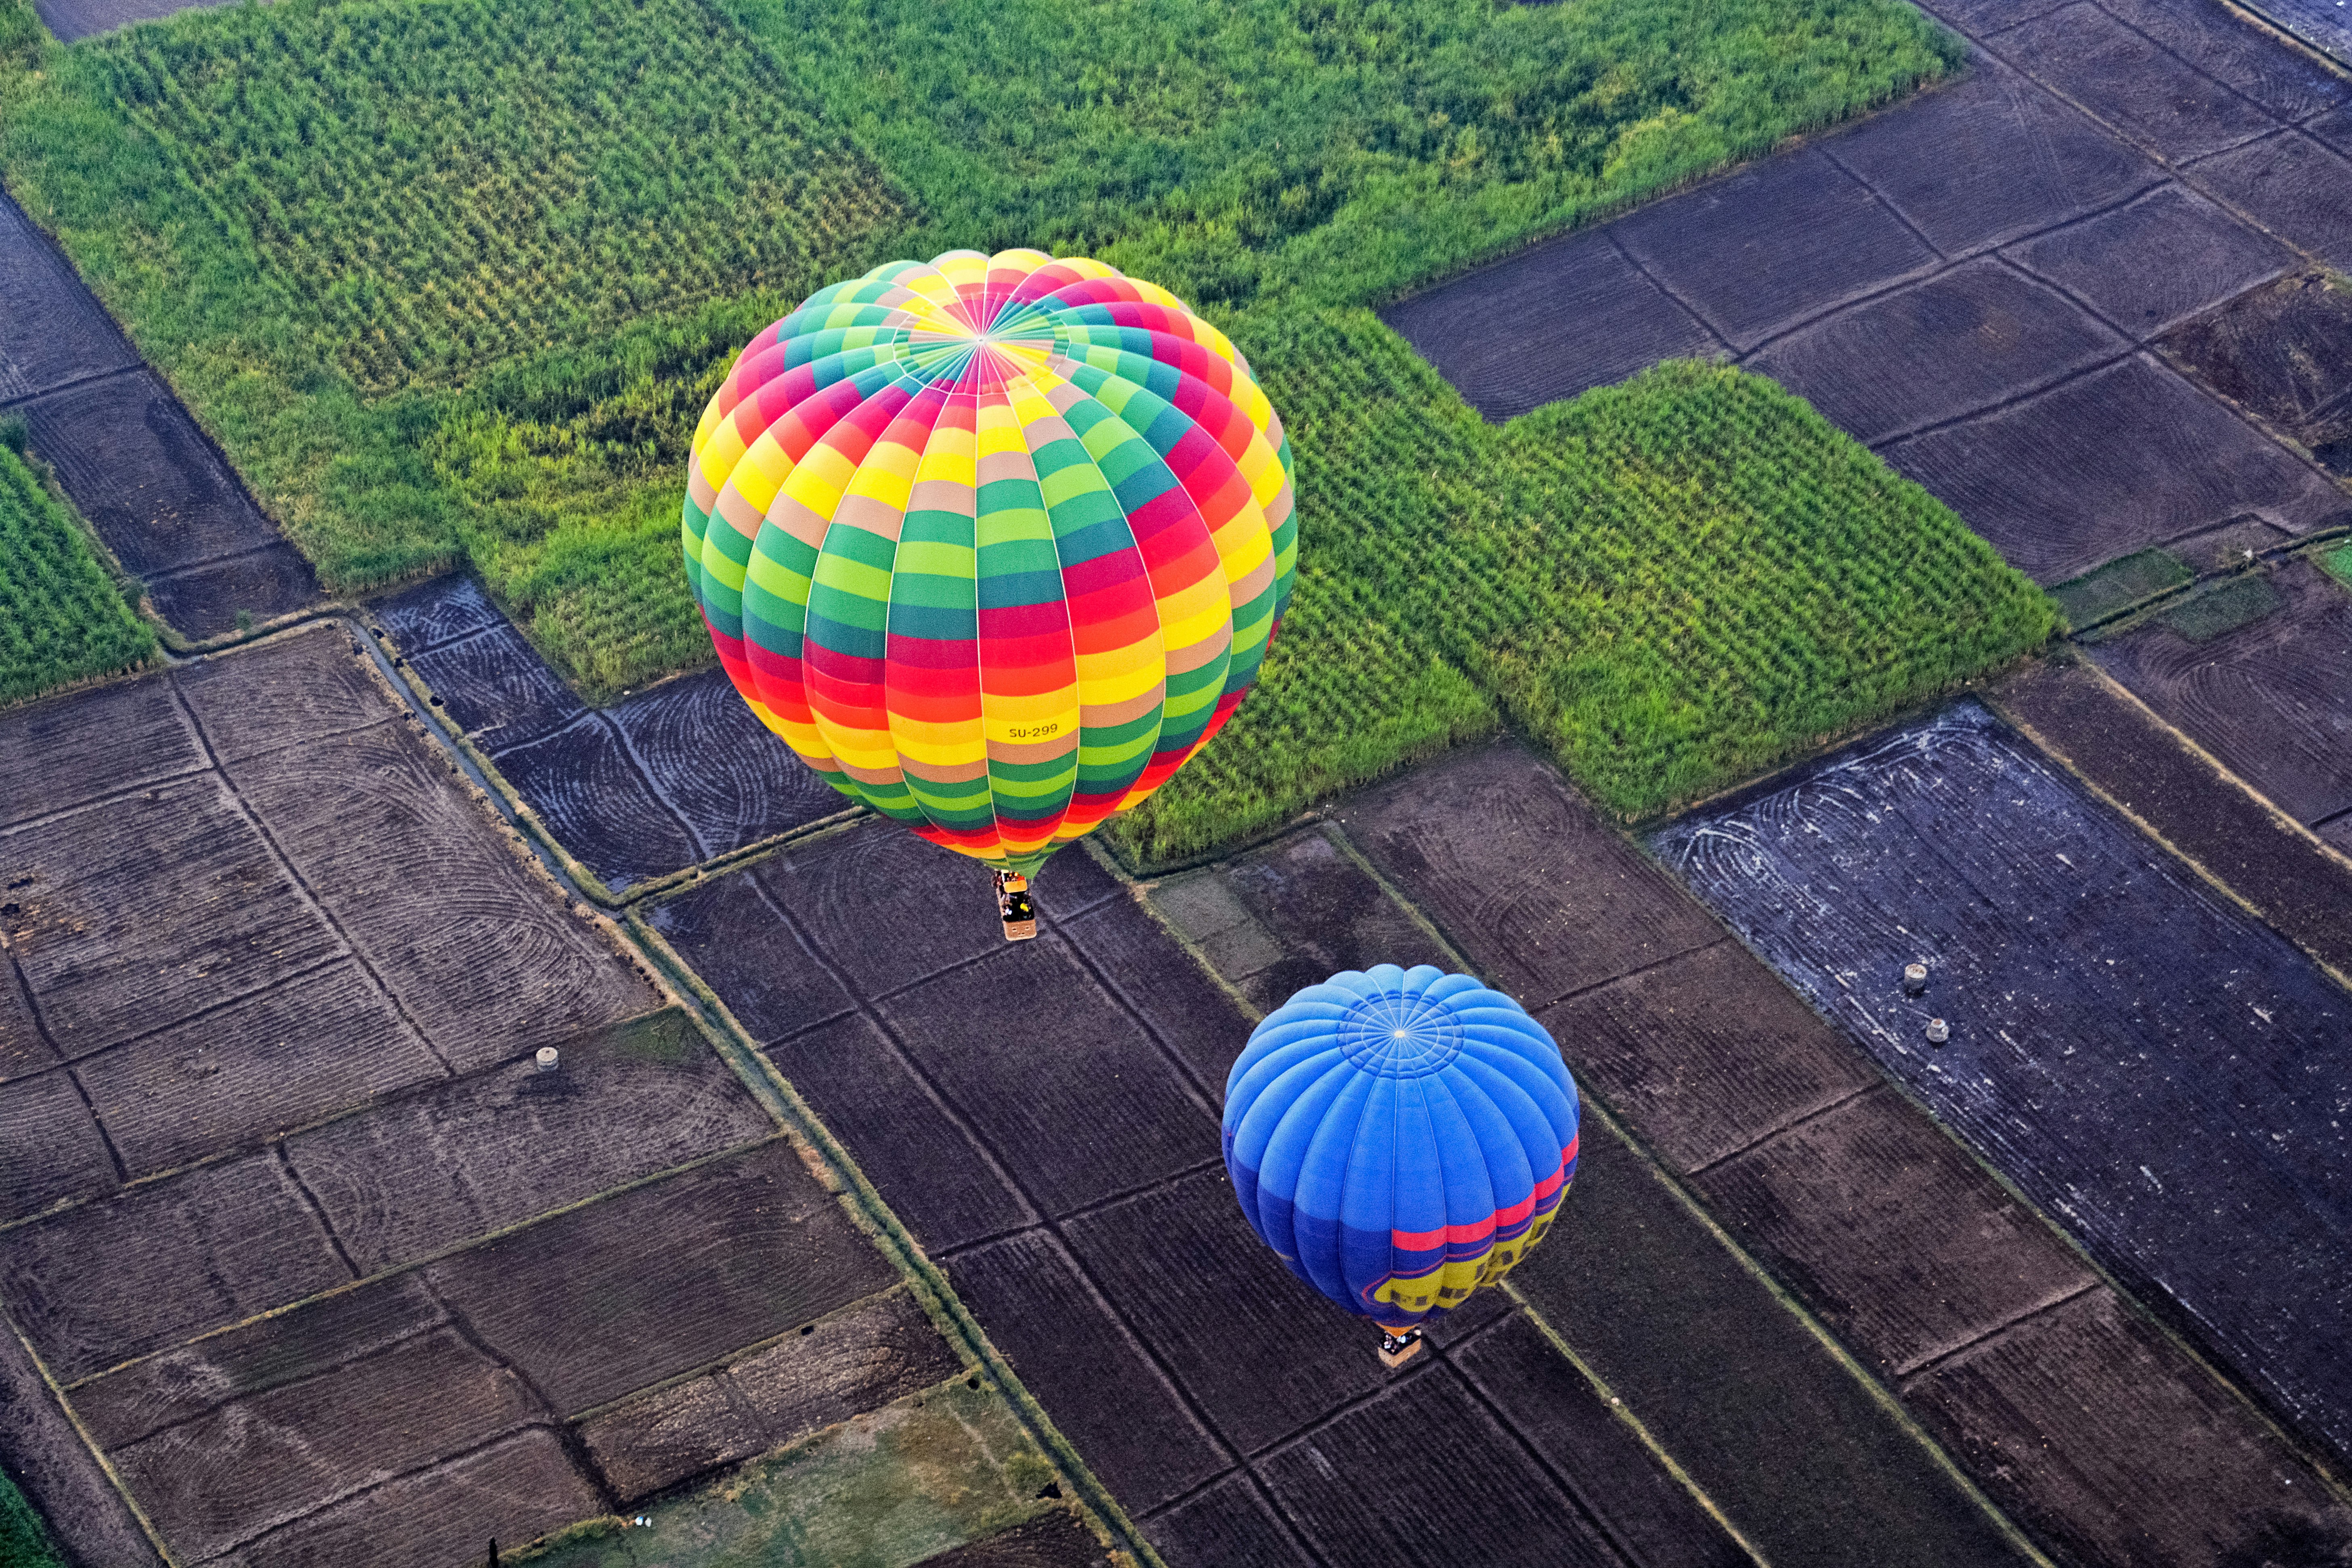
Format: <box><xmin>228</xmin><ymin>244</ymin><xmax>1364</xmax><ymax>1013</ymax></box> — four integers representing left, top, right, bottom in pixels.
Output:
<box><xmin>682</xmin><ymin>249</ymin><xmax>1296</xmax><ymax>873</ymax></box>
<box><xmin>1224</xmin><ymin>964</ymin><xmax>1580</xmax><ymax>1331</ymax></box>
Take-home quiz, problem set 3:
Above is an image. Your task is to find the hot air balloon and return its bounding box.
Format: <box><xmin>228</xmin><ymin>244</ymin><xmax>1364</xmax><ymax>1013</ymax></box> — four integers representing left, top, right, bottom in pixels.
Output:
<box><xmin>1224</xmin><ymin>965</ymin><xmax>1580</xmax><ymax>1367</ymax></box>
<box><xmin>682</xmin><ymin>250</ymin><xmax>1295</xmax><ymax>939</ymax></box>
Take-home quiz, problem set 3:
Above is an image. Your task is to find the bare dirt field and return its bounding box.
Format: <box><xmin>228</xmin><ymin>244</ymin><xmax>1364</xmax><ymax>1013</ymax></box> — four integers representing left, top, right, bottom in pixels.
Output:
<box><xmin>0</xmin><ymin>195</ymin><xmax>136</xmax><ymax>402</ymax></box>
<box><xmin>2088</xmin><ymin>556</ymin><xmax>2352</xmax><ymax>830</ymax></box>
<box><xmin>0</xmin><ymin>196</ymin><xmax>315</xmax><ymax>640</ymax></box>
<box><xmin>2166</xmin><ymin>271</ymin><xmax>2352</xmax><ymax>479</ymax></box>
<box><xmin>376</xmin><ymin>577</ymin><xmax>849</xmax><ymax>895</ymax></box>
<box><xmin>1993</xmin><ymin>654</ymin><xmax>2352</xmax><ymax>977</ymax></box>
<box><xmin>0</xmin><ymin>625</ymin><xmax>999</xmax><ymax>1566</ymax></box>
<box><xmin>648</xmin><ymin>814</ymin><xmax>1815</xmax><ymax>1566</ymax></box>
<box><xmin>1657</xmin><ymin>703</ymin><xmax>2352</xmax><ymax>1478</ymax></box>
<box><xmin>29</xmin><ymin>0</ymin><xmax>232</xmax><ymax>41</ymax></box>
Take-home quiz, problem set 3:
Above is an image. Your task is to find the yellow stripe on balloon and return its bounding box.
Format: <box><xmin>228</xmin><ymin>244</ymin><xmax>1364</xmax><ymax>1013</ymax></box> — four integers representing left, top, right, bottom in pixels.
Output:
<box><xmin>843</xmin><ymin>433</ymin><xmax>921</xmax><ymax>515</ymax></box>
<box><xmin>780</xmin><ymin>441</ymin><xmax>859</xmax><ymax>524</ymax></box>
<box><xmin>724</xmin><ymin>429</ymin><xmax>799</xmax><ymax>523</ymax></box>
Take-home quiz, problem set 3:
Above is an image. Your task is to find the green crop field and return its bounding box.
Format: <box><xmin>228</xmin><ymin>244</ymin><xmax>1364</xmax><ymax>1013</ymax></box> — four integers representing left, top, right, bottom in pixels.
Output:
<box><xmin>1108</xmin><ymin>330</ymin><xmax>2054</xmax><ymax>863</ymax></box>
<box><xmin>713</xmin><ymin>0</ymin><xmax>1962</xmax><ymax>309</ymax></box>
<box><xmin>0</xmin><ymin>0</ymin><xmax>2053</xmax><ymax>847</ymax></box>
<box><xmin>0</xmin><ymin>426</ymin><xmax>157</xmax><ymax>707</ymax></box>
<box><xmin>89</xmin><ymin>0</ymin><xmax>904</xmax><ymax>393</ymax></box>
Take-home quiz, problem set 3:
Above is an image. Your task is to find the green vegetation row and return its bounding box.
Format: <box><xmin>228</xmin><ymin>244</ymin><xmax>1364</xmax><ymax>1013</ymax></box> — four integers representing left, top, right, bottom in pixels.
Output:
<box><xmin>0</xmin><ymin>0</ymin><xmax>917</xmax><ymax>692</ymax></box>
<box><xmin>0</xmin><ymin>422</ymin><xmax>156</xmax><ymax>705</ymax></box>
<box><xmin>85</xmin><ymin>0</ymin><xmax>904</xmax><ymax>393</ymax></box>
<box><xmin>1108</xmin><ymin>336</ymin><xmax>2054</xmax><ymax>863</ymax></box>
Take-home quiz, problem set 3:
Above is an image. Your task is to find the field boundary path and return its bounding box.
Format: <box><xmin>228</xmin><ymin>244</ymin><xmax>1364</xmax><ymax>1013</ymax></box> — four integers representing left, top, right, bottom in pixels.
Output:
<box><xmin>0</xmin><ymin>194</ymin><xmax>318</xmax><ymax>642</ymax></box>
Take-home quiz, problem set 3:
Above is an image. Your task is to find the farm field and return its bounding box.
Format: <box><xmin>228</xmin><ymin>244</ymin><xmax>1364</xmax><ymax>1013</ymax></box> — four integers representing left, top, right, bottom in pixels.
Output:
<box><xmin>0</xmin><ymin>428</ymin><xmax>153</xmax><ymax>704</ymax></box>
<box><xmin>1655</xmin><ymin>701</ymin><xmax>2352</xmax><ymax>1471</ymax></box>
<box><xmin>1114</xmin><ymin>334</ymin><xmax>2053</xmax><ymax>863</ymax></box>
<box><xmin>0</xmin><ymin>625</ymin><xmax>1095</xmax><ymax>1567</ymax></box>
<box><xmin>0</xmin><ymin>0</ymin><xmax>2063</xmax><ymax>859</ymax></box>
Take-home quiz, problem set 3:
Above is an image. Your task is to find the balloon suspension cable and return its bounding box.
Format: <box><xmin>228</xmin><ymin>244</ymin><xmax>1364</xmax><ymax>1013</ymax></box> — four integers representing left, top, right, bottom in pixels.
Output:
<box><xmin>1377</xmin><ymin>1327</ymin><xmax>1424</xmax><ymax>1370</ymax></box>
<box><xmin>994</xmin><ymin>868</ymin><xmax>1038</xmax><ymax>943</ymax></box>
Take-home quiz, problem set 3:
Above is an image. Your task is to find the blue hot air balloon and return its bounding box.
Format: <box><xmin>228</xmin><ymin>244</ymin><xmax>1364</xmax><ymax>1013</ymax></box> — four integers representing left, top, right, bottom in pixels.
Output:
<box><xmin>1223</xmin><ymin>964</ymin><xmax>1580</xmax><ymax>1366</ymax></box>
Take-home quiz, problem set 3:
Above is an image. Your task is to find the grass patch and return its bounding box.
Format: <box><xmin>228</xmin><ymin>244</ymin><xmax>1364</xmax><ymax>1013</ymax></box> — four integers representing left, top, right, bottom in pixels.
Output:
<box><xmin>0</xmin><ymin>425</ymin><xmax>157</xmax><ymax>706</ymax></box>
<box><xmin>603</xmin><ymin>1007</ymin><xmax>693</xmax><ymax>1066</ymax></box>
<box><xmin>0</xmin><ymin>1462</ymin><xmax>67</xmax><ymax>1568</ymax></box>
<box><xmin>2049</xmin><ymin>548</ymin><xmax>2193</xmax><ymax>630</ymax></box>
<box><xmin>1110</xmin><ymin>335</ymin><xmax>2056</xmax><ymax>863</ymax></box>
<box><xmin>2321</xmin><ymin>542</ymin><xmax>2352</xmax><ymax>593</ymax></box>
<box><xmin>2159</xmin><ymin>571</ymin><xmax>2282</xmax><ymax>643</ymax></box>
<box><xmin>88</xmin><ymin>0</ymin><xmax>901</xmax><ymax>393</ymax></box>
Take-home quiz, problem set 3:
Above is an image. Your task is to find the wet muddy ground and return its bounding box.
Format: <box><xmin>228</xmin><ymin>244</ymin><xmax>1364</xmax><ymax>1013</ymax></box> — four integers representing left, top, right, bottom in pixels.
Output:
<box><xmin>1993</xmin><ymin>654</ymin><xmax>2352</xmax><ymax>980</ymax></box>
<box><xmin>2249</xmin><ymin>0</ymin><xmax>2352</xmax><ymax>66</ymax></box>
<box><xmin>1655</xmin><ymin>703</ymin><xmax>2352</xmax><ymax>1475</ymax></box>
<box><xmin>0</xmin><ymin>195</ymin><xmax>317</xmax><ymax>640</ymax></box>
<box><xmin>30</xmin><ymin>0</ymin><xmax>234</xmax><ymax>39</ymax></box>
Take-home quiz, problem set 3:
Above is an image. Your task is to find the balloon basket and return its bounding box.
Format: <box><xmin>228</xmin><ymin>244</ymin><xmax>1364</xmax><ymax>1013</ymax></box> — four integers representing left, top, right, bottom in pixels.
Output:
<box><xmin>993</xmin><ymin>871</ymin><xmax>1038</xmax><ymax>942</ymax></box>
<box><xmin>1377</xmin><ymin>1328</ymin><xmax>1424</xmax><ymax>1370</ymax></box>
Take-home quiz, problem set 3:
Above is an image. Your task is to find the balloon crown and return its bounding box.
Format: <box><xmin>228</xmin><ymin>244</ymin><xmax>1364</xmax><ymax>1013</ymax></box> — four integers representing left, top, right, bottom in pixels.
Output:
<box><xmin>1333</xmin><ymin>987</ymin><xmax>1465</xmax><ymax>1077</ymax></box>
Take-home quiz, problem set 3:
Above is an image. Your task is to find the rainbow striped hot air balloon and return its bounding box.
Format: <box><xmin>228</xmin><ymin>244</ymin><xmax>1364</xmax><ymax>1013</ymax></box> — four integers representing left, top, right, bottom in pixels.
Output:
<box><xmin>681</xmin><ymin>250</ymin><xmax>1295</xmax><ymax>894</ymax></box>
<box><xmin>1224</xmin><ymin>965</ymin><xmax>1580</xmax><ymax>1366</ymax></box>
